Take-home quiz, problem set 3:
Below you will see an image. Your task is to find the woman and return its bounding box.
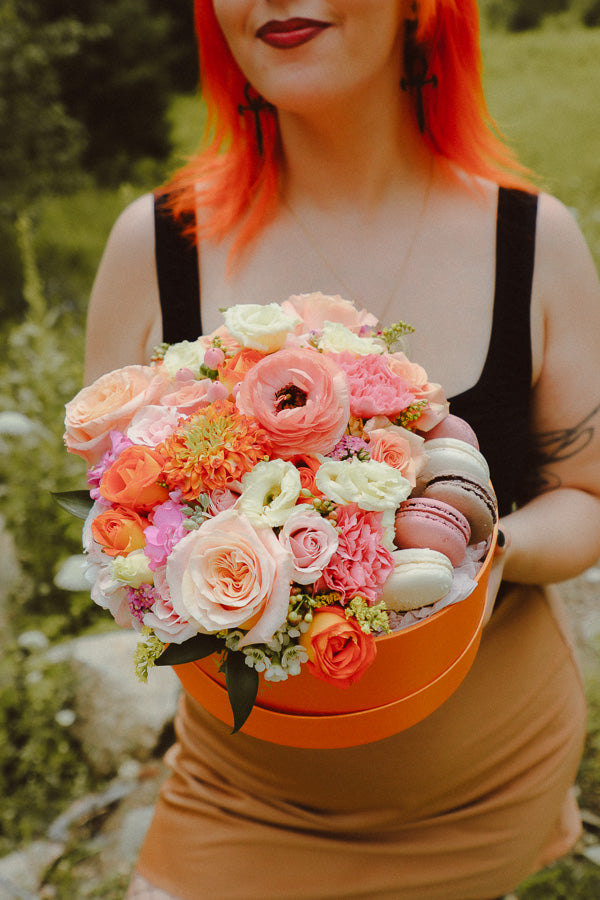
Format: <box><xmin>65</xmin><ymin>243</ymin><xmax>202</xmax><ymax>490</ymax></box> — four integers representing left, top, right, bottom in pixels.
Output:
<box><xmin>85</xmin><ymin>2</ymin><xmax>600</xmax><ymax>898</ymax></box>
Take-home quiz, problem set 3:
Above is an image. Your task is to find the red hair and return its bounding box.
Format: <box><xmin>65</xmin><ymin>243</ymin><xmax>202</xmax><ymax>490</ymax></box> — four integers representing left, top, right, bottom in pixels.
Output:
<box><xmin>165</xmin><ymin>0</ymin><xmax>533</xmax><ymax>256</ymax></box>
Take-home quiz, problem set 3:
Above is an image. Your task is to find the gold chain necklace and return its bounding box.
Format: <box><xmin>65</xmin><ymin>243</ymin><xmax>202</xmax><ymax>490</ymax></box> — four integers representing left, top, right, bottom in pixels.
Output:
<box><xmin>281</xmin><ymin>157</ymin><xmax>434</xmax><ymax>323</ymax></box>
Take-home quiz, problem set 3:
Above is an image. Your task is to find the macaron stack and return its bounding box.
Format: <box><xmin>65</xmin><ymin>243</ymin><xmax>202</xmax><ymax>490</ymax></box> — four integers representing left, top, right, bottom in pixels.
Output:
<box><xmin>388</xmin><ymin>415</ymin><xmax>497</xmax><ymax>613</ymax></box>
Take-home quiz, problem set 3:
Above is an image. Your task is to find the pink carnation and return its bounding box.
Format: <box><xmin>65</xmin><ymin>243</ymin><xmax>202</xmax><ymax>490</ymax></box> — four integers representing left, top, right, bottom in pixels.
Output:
<box><xmin>144</xmin><ymin>496</ymin><xmax>187</xmax><ymax>570</ymax></box>
<box><xmin>332</xmin><ymin>352</ymin><xmax>416</xmax><ymax>419</ymax></box>
<box><xmin>316</xmin><ymin>503</ymin><xmax>394</xmax><ymax>604</ymax></box>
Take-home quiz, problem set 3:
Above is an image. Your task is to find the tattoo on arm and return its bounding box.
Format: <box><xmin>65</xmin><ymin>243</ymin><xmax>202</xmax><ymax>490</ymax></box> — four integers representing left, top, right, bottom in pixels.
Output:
<box><xmin>521</xmin><ymin>401</ymin><xmax>600</xmax><ymax>498</ymax></box>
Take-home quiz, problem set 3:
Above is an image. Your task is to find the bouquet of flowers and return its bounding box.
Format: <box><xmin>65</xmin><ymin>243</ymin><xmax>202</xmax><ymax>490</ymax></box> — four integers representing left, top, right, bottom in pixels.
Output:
<box><xmin>57</xmin><ymin>293</ymin><xmax>492</xmax><ymax>732</ymax></box>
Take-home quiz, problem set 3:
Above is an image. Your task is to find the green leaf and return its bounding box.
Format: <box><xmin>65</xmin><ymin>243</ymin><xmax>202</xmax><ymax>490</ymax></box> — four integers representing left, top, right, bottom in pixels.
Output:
<box><xmin>156</xmin><ymin>633</ymin><xmax>223</xmax><ymax>667</ymax></box>
<box><xmin>51</xmin><ymin>490</ymin><xmax>94</xmax><ymax>519</ymax></box>
<box><xmin>225</xmin><ymin>650</ymin><xmax>259</xmax><ymax>735</ymax></box>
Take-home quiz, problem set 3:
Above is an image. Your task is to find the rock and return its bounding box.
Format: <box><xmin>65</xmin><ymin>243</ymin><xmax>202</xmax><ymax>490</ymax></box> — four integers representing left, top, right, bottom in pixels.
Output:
<box><xmin>0</xmin><ymin>840</ymin><xmax>64</xmax><ymax>898</ymax></box>
<box><xmin>47</xmin><ymin>631</ymin><xmax>180</xmax><ymax>777</ymax></box>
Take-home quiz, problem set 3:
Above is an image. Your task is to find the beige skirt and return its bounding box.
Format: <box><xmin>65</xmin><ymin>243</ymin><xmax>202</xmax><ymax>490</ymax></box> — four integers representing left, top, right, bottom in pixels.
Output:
<box><xmin>137</xmin><ymin>584</ymin><xmax>586</xmax><ymax>900</ymax></box>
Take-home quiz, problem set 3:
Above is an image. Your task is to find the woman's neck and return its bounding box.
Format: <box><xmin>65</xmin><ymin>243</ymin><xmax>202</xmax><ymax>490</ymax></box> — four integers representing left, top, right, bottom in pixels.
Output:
<box><xmin>277</xmin><ymin>85</ymin><xmax>430</xmax><ymax>214</ymax></box>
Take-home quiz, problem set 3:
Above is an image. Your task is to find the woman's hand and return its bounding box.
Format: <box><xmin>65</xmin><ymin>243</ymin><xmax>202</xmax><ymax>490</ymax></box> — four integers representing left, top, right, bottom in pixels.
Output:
<box><xmin>482</xmin><ymin>527</ymin><xmax>509</xmax><ymax>626</ymax></box>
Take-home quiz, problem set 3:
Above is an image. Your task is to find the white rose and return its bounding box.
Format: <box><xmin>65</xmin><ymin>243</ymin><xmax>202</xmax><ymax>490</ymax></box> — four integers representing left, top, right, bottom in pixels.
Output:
<box><xmin>239</xmin><ymin>459</ymin><xmax>302</xmax><ymax>527</ymax></box>
<box><xmin>315</xmin><ymin>458</ymin><xmax>411</xmax><ymax>511</ymax></box>
<box><xmin>162</xmin><ymin>339</ymin><xmax>206</xmax><ymax>377</ymax></box>
<box><xmin>223</xmin><ymin>303</ymin><xmax>301</xmax><ymax>353</ymax></box>
<box><xmin>317</xmin><ymin>321</ymin><xmax>385</xmax><ymax>355</ymax></box>
<box><xmin>110</xmin><ymin>549</ymin><xmax>155</xmax><ymax>588</ymax></box>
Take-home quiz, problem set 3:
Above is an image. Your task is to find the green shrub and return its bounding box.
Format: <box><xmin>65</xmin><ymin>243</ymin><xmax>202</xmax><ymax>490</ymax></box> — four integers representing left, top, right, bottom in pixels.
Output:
<box><xmin>0</xmin><ymin>642</ymin><xmax>93</xmax><ymax>852</ymax></box>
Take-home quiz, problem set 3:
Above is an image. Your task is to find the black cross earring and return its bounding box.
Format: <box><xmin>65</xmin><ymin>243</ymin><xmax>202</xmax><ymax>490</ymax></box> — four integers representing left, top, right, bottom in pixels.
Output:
<box><xmin>237</xmin><ymin>83</ymin><xmax>275</xmax><ymax>156</ymax></box>
<box><xmin>400</xmin><ymin>15</ymin><xmax>438</xmax><ymax>135</ymax></box>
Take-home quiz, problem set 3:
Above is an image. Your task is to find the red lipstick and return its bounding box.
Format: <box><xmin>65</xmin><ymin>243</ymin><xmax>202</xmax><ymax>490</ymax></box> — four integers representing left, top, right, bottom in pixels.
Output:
<box><xmin>256</xmin><ymin>18</ymin><xmax>330</xmax><ymax>49</ymax></box>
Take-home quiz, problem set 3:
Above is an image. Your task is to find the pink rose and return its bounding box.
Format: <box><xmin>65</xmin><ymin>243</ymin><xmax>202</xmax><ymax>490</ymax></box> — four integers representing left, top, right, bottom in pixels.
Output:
<box><xmin>166</xmin><ymin>509</ymin><xmax>294</xmax><ymax>646</ymax></box>
<box><xmin>208</xmin><ymin>487</ymin><xmax>241</xmax><ymax>515</ymax></box>
<box><xmin>316</xmin><ymin>504</ymin><xmax>394</xmax><ymax>604</ymax></box>
<box><xmin>365</xmin><ymin>424</ymin><xmax>426</xmax><ymax>487</ymax></box>
<box><xmin>126</xmin><ymin>405</ymin><xmax>180</xmax><ymax>446</ymax></box>
<box><xmin>387</xmin><ymin>352</ymin><xmax>449</xmax><ymax>431</ymax></box>
<box><xmin>64</xmin><ymin>365</ymin><xmax>168</xmax><ymax>465</ymax></box>
<box><xmin>281</xmin><ymin>292</ymin><xmax>378</xmax><ymax>333</ymax></box>
<box><xmin>236</xmin><ymin>348</ymin><xmax>350</xmax><ymax>459</ymax></box>
<box><xmin>143</xmin><ymin>567</ymin><xmax>197</xmax><ymax>643</ymax></box>
<box><xmin>278</xmin><ymin>507</ymin><xmax>339</xmax><ymax>584</ymax></box>
<box><xmin>331</xmin><ymin>352</ymin><xmax>416</xmax><ymax>420</ymax></box>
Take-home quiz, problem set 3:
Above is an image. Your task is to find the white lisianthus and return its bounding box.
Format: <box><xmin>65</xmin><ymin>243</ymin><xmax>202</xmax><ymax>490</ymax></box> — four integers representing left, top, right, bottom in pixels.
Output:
<box><xmin>110</xmin><ymin>549</ymin><xmax>155</xmax><ymax>588</ymax></box>
<box><xmin>317</xmin><ymin>321</ymin><xmax>385</xmax><ymax>355</ymax></box>
<box><xmin>223</xmin><ymin>303</ymin><xmax>302</xmax><ymax>353</ymax></box>
<box><xmin>316</xmin><ymin>457</ymin><xmax>411</xmax><ymax>511</ymax></box>
<box><xmin>239</xmin><ymin>459</ymin><xmax>302</xmax><ymax>527</ymax></box>
<box><xmin>162</xmin><ymin>339</ymin><xmax>206</xmax><ymax>377</ymax></box>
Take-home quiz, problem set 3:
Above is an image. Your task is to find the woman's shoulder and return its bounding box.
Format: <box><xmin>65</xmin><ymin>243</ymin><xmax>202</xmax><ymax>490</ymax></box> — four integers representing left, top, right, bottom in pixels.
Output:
<box><xmin>85</xmin><ymin>192</ymin><xmax>161</xmax><ymax>381</ymax></box>
<box><xmin>533</xmin><ymin>191</ymin><xmax>599</xmax><ymax>308</ymax></box>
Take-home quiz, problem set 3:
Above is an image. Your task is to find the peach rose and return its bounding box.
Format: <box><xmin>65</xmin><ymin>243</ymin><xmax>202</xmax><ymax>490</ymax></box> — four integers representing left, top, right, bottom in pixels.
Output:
<box><xmin>64</xmin><ymin>365</ymin><xmax>168</xmax><ymax>465</ymax></box>
<box><xmin>159</xmin><ymin>377</ymin><xmax>214</xmax><ymax>415</ymax></box>
<box><xmin>236</xmin><ymin>348</ymin><xmax>350</xmax><ymax>459</ymax></box>
<box><xmin>299</xmin><ymin>607</ymin><xmax>377</xmax><ymax>688</ymax></box>
<box><xmin>91</xmin><ymin>507</ymin><xmax>149</xmax><ymax>557</ymax></box>
<box><xmin>99</xmin><ymin>445</ymin><xmax>169</xmax><ymax>512</ymax></box>
<box><xmin>387</xmin><ymin>352</ymin><xmax>449</xmax><ymax>431</ymax></box>
<box><xmin>365</xmin><ymin>425</ymin><xmax>426</xmax><ymax>487</ymax></box>
<box><xmin>218</xmin><ymin>348</ymin><xmax>266</xmax><ymax>395</ymax></box>
<box><xmin>281</xmin><ymin>292</ymin><xmax>379</xmax><ymax>333</ymax></box>
<box><xmin>166</xmin><ymin>509</ymin><xmax>294</xmax><ymax>647</ymax></box>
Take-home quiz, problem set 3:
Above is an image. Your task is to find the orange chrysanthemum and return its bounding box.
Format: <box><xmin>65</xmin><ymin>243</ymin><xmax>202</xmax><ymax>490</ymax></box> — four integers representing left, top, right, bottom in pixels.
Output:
<box><xmin>159</xmin><ymin>401</ymin><xmax>270</xmax><ymax>499</ymax></box>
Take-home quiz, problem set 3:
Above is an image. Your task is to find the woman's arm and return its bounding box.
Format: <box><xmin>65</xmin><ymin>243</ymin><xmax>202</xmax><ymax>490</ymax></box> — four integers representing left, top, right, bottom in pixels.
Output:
<box><xmin>496</xmin><ymin>192</ymin><xmax>600</xmax><ymax>590</ymax></box>
<box><xmin>84</xmin><ymin>193</ymin><xmax>162</xmax><ymax>384</ymax></box>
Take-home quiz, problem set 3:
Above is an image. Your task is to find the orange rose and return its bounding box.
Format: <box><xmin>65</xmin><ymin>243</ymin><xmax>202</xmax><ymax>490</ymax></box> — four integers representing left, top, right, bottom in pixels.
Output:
<box><xmin>99</xmin><ymin>445</ymin><xmax>169</xmax><ymax>512</ymax></box>
<box><xmin>218</xmin><ymin>348</ymin><xmax>266</xmax><ymax>395</ymax></box>
<box><xmin>91</xmin><ymin>507</ymin><xmax>148</xmax><ymax>557</ymax></box>
<box><xmin>299</xmin><ymin>607</ymin><xmax>377</xmax><ymax>688</ymax></box>
<box><xmin>293</xmin><ymin>454</ymin><xmax>324</xmax><ymax>502</ymax></box>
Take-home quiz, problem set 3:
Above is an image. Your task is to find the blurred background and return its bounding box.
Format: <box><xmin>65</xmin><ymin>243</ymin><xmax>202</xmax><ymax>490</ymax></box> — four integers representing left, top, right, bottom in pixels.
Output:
<box><xmin>1</xmin><ymin>1</ymin><xmax>599</xmax><ymax>897</ymax></box>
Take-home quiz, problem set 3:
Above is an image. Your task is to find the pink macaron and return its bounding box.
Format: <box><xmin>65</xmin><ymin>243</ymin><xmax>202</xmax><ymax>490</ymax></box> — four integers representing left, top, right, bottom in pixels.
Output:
<box><xmin>422</xmin><ymin>414</ymin><xmax>480</xmax><ymax>448</ymax></box>
<box><xmin>422</xmin><ymin>474</ymin><xmax>498</xmax><ymax>544</ymax></box>
<box><xmin>394</xmin><ymin>497</ymin><xmax>471</xmax><ymax>566</ymax></box>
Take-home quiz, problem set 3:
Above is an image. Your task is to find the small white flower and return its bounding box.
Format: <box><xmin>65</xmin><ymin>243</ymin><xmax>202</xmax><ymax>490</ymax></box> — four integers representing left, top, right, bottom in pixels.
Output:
<box><xmin>111</xmin><ymin>550</ymin><xmax>154</xmax><ymax>588</ymax></box>
<box><xmin>55</xmin><ymin>709</ymin><xmax>76</xmax><ymax>728</ymax></box>
<box><xmin>239</xmin><ymin>459</ymin><xmax>301</xmax><ymax>527</ymax></box>
<box><xmin>317</xmin><ymin>321</ymin><xmax>385</xmax><ymax>355</ymax></box>
<box><xmin>316</xmin><ymin>457</ymin><xmax>411</xmax><ymax>511</ymax></box>
<box><xmin>223</xmin><ymin>303</ymin><xmax>301</xmax><ymax>353</ymax></box>
<box><xmin>162</xmin><ymin>339</ymin><xmax>206</xmax><ymax>377</ymax></box>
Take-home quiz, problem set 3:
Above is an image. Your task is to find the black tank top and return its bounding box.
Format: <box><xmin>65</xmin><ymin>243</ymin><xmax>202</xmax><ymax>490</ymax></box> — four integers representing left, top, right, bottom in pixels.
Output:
<box><xmin>154</xmin><ymin>188</ymin><xmax>538</xmax><ymax>516</ymax></box>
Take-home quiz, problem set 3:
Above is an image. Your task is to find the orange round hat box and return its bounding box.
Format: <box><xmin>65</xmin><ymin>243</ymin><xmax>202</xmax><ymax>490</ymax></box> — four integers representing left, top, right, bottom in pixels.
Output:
<box><xmin>174</xmin><ymin>527</ymin><xmax>497</xmax><ymax>749</ymax></box>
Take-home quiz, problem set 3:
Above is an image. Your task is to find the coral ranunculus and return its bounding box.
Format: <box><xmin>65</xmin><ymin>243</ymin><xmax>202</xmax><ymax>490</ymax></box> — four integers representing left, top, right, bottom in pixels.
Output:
<box><xmin>99</xmin><ymin>445</ymin><xmax>169</xmax><ymax>512</ymax></box>
<box><xmin>91</xmin><ymin>507</ymin><xmax>149</xmax><ymax>557</ymax></box>
<box><xmin>235</xmin><ymin>348</ymin><xmax>350</xmax><ymax>459</ymax></box>
<box><xmin>299</xmin><ymin>607</ymin><xmax>377</xmax><ymax>688</ymax></box>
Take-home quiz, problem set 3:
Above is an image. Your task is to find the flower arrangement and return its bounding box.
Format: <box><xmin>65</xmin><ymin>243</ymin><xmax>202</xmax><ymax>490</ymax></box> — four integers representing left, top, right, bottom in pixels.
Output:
<box><xmin>57</xmin><ymin>293</ymin><xmax>491</xmax><ymax>733</ymax></box>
